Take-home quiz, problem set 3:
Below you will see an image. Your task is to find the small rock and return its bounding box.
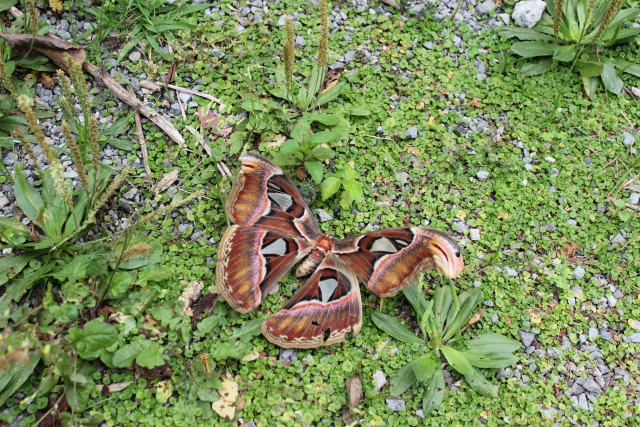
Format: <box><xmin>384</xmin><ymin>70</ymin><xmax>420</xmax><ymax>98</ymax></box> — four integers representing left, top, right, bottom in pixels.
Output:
<box><xmin>128</xmin><ymin>51</ymin><xmax>141</xmax><ymax>62</ymax></box>
<box><xmin>520</xmin><ymin>330</ymin><xmax>536</xmax><ymax>347</ymax></box>
<box><xmin>169</xmin><ymin>103</ymin><xmax>181</xmax><ymax>116</ymax></box>
<box><xmin>573</xmin><ymin>266</ymin><xmax>585</xmax><ymax>280</ymax></box>
<box><xmin>470</xmin><ymin>229</ymin><xmax>480</xmax><ymax>241</ymax></box>
<box><xmin>279</xmin><ymin>348</ymin><xmax>298</xmax><ymax>362</ymax></box>
<box><xmin>606</xmin><ymin>295</ymin><xmax>617</xmax><ymax>307</ymax></box>
<box><xmin>505</xmin><ymin>266</ymin><xmax>518</xmax><ymax>277</ymax></box>
<box><xmin>423</xmin><ymin>41</ymin><xmax>433</xmax><ymax>49</ymax></box>
<box><xmin>545</xmin><ymin>224</ymin><xmax>556</xmax><ymax>232</ymax></box>
<box><xmin>372</xmin><ymin>371</ymin><xmax>387</xmax><ymax>392</ymax></box>
<box><xmin>416</xmin><ymin>409</ymin><xmax>425</xmax><ymax>419</ymax></box>
<box><xmin>596</xmin><ymin>204</ymin><xmax>606</xmax><ymax>213</ymax></box>
<box><xmin>551</xmin><ymin>168</ymin><xmax>559</xmax><ymax>178</ymax></box>
<box><xmin>492</xmin><ymin>313</ymin><xmax>499</xmax><ymax>323</ymax></box>
<box><xmin>569</xmin><ymin>378</ymin><xmax>585</xmax><ymax>395</ymax></box>
<box><xmin>178</xmin><ymin>92</ymin><xmax>192</xmax><ymax>103</ymax></box>
<box><xmin>3</xmin><ymin>152</ymin><xmax>15</xmax><ymax>166</ymax></box>
<box><xmin>316</xmin><ymin>209</ymin><xmax>333</xmax><ymax>222</ymax></box>
<box><xmin>407</xmin><ymin>127</ymin><xmax>418</xmax><ymax>139</ymax></box>
<box><xmin>611</xmin><ymin>233</ymin><xmax>626</xmax><ymax>244</ymax></box>
<box><xmin>496</xmin><ymin>367</ymin><xmax>512</xmax><ymax>379</ymax></box>
<box><xmin>476</xmin><ymin>0</ymin><xmax>496</xmax><ymax>15</ymax></box>
<box><xmin>395</xmin><ymin>172</ymin><xmax>409</xmax><ymax>185</ymax></box>
<box><xmin>623</xmin><ymin>131</ymin><xmax>635</xmax><ymax>146</ymax></box>
<box><xmin>588</xmin><ymin>328</ymin><xmax>599</xmax><ymax>341</ymax></box>
<box><xmin>567</xmin><ymin>219</ymin><xmax>577</xmax><ymax>226</ymax></box>
<box><xmin>630</xmin><ymin>193</ymin><xmax>640</xmax><ymax>205</ymax></box>
<box><xmin>0</xmin><ymin>193</ymin><xmax>8</xmax><ymax>209</ymax></box>
<box><xmin>234</xmin><ymin>25</ymin><xmax>245</xmax><ymax>33</ymax></box>
<box><xmin>295</xmin><ymin>35</ymin><xmax>305</xmax><ymax>47</ymax></box>
<box><xmin>477</xmin><ymin>171</ymin><xmax>489</xmax><ymax>181</ymax></box>
<box><xmin>582</xmin><ymin>379</ymin><xmax>602</xmax><ymax>394</ymax></box>
<box><xmin>343</xmin><ymin>50</ymin><xmax>356</xmax><ymax>63</ymax></box>
<box><xmin>122</xmin><ymin>187</ymin><xmax>138</xmax><ymax>199</ymax></box>
<box><xmin>622</xmin><ymin>333</ymin><xmax>640</xmax><ymax>344</ymax></box>
<box><xmin>178</xmin><ymin>224</ymin><xmax>189</xmax><ymax>233</ymax></box>
<box><xmin>385</xmin><ymin>398</ymin><xmax>405</xmax><ymax>412</ymax></box>
<box><xmin>63</xmin><ymin>170</ymin><xmax>78</xmax><ymax>179</ymax></box>
<box><xmin>512</xmin><ymin>0</ymin><xmax>547</xmax><ymax>28</ymax></box>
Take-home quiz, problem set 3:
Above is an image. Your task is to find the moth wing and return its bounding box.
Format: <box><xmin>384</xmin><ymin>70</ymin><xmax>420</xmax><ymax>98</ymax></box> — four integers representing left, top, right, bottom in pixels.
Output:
<box><xmin>261</xmin><ymin>254</ymin><xmax>362</xmax><ymax>348</ymax></box>
<box><xmin>333</xmin><ymin>227</ymin><xmax>464</xmax><ymax>297</ymax></box>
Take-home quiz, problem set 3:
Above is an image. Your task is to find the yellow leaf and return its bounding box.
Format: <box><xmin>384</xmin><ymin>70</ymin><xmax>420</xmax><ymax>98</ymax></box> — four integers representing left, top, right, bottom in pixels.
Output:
<box><xmin>156</xmin><ymin>380</ymin><xmax>172</xmax><ymax>404</ymax></box>
<box><xmin>497</xmin><ymin>213</ymin><xmax>509</xmax><ymax>220</ymax></box>
<box><xmin>219</xmin><ymin>373</ymin><xmax>238</xmax><ymax>403</ymax></box>
<box><xmin>529</xmin><ymin>311</ymin><xmax>542</xmax><ymax>325</ymax></box>
<box><xmin>323</xmin><ymin>80</ymin><xmax>338</xmax><ymax>92</ymax></box>
<box><xmin>49</xmin><ymin>0</ymin><xmax>64</xmax><ymax>12</ymax></box>
<box><xmin>212</xmin><ymin>399</ymin><xmax>235</xmax><ymax>420</ymax></box>
<box><xmin>456</xmin><ymin>210</ymin><xmax>467</xmax><ymax>220</ymax></box>
<box><xmin>427</xmin><ymin>116</ymin><xmax>436</xmax><ymax>125</ymax></box>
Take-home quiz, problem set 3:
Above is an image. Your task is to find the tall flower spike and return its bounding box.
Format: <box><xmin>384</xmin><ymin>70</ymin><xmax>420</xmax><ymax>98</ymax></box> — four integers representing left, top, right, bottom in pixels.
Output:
<box><xmin>89</xmin><ymin>116</ymin><xmax>100</xmax><ymax>173</ymax></box>
<box><xmin>56</xmin><ymin>70</ymin><xmax>74</xmax><ymax>117</ymax></box>
<box><xmin>62</xmin><ymin>120</ymin><xmax>88</xmax><ymax>189</ymax></box>
<box><xmin>317</xmin><ymin>0</ymin><xmax>329</xmax><ymax>68</ymax></box>
<box><xmin>0</xmin><ymin>57</ymin><xmax>17</xmax><ymax>95</ymax></box>
<box><xmin>553</xmin><ymin>0</ymin><xmax>564</xmax><ymax>38</ymax></box>
<box><xmin>283</xmin><ymin>16</ymin><xmax>295</xmax><ymax>90</ymax></box>
<box><xmin>26</xmin><ymin>0</ymin><xmax>39</xmax><ymax>34</ymax></box>
<box><xmin>12</xmin><ymin>129</ymin><xmax>41</xmax><ymax>174</ymax></box>
<box><xmin>595</xmin><ymin>0</ymin><xmax>623</xmax><ymax>41</ymax></box>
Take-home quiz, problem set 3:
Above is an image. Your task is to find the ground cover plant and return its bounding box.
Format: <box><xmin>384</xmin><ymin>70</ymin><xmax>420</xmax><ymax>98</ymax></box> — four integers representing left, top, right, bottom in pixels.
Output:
<box><xmin>0</xmin><ymin>0</ymin><xmax>639</xmax><ymax>426</ymax></box>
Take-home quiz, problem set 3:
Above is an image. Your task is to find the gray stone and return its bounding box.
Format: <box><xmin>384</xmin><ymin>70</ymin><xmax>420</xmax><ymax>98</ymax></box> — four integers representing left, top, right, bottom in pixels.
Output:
<box><xmin>372</xmin><ymin>370</ymin><xmax>387</xmax><ymax>392</ymax></box>
<box><xmin>277</xmin><ymin>15</ymin><xmax>287</xmax><ymax>26</ymax></box>
<box><xmin>583</xmin><ymin>379</ymin><xmax>602</xmax><ymax>394</ymax></box>
<box><xmin>343</xmin><ymin>50</ymin><xmax>356</xmax><ymax>63</ymax></box>
<box><xmin>567</xmin><ymin>219</ymin><xmax>577</xmax><ymax>226</ymax></box>
<box><xmin>234</xmin><ymin>25</ymin><xmax>245</xmax><ymax>33</ymax></box>
<box><xmin>423</xmin><ymin>41</ymin><xmax>433</xmax><ymax>49</ymax></box>
<box><xmin>600</xmin><ymin>329</ymin><xmax>615</xmax><ymax>344</ymax></box>
<box><xmin>498</xmin><ymin>13</ymin><xmax>511</xmax><ymax>25</ymax></box>
<box><xmin>395</xmin><ymin>172</ymin><xmax>409</xmax><ymax>184</ymax></box>
<box><xmin>623</xmin><ymin>131</ymin><xmax>635</xmax><ymax>146</ymax></box>
<box><xmin>611</xmin><ymin>233</ymin><xmax>626</xmax><ymax>244</ymax></box>
<box><xmin>496</xmin><ymin>367</ymin><xmax>512</xmax><ymax>379</ymax></box>
<box><xmin>520</xmin><ymin>330</ymin><xmax>536</xmax><ymax>347</ymax></box>
<box><xmin>505</xmin><ymin>266</ymin><xmax>518</xmax><ymax>277</ymax></box>
<box><xmin>63</xmin><ymin>170</ymin><xmax>78</xmax><ymax>179</ymax></box>
<box><xmin>0</xmin><ymin>193</ymin><xmax>8</xmax><ymax>209</ymax></box>
<box><xmin>279</xmin><ymin>348</ymin><xmax>298</xmax><ymax>362</ymax></box>
<box><xmin>512</xmin><ymin>0</ymin><xmax>546</xmax><ymax>28</ymax></box>
<box><xmin>178</xmin><ymin>224</ymin><xmax>189</xmax><ymax>233</ymax></box>
<box><xmin>416</xmin><ymin>409</ymin><xmax>425</xmax><ymax>419</ymax></box>
<box><xmin>477</xmin><ymin>170</ymin><xmax>490</xmax><ymax>181</ymax></box>
<box><xmin>545</xmin><ymin>224</ymin><xmax>556</xmax><ymax>232</ymax></box>
<box><xmin>492</xmin><ymin>313</ymin><xmax>499</xmax><ymax>323</ymax></box>
<box><xmin>470</xmin><ymin>229</ymin><xmax>480</xmax><ymax>241</ymax></box>
<box><xmin>540</xmin><ymin>407</ymin><xmax>559</xmax><ymax>420</ymax></box>
<box><xmin>169</xmin><ymin>103</ymin><xmax>181</xmax><ymax>116</ymax></box>
<box><xmin>630</xmin><ymin>193</ymin><xmax>640</xmax><ymax>204</ymax></box>
<box><xmin>551</xmin><ymin>168</ymin><xmax>559</xmax><ymax>178</ymax></box>
<box><xmin>178</xmin><ymin>92</ymin><xmax>192</xmax><ymax>103</ymax></box>
<box><xmin>573</xmin><ymin>266</ymin><xmax>585</xmax><ymax>280</ymax></box>
<box><xmin>128</xmin><ymin>51</ymin><xmax>141</xmax><ymax>62</ymax></box>
<box><xmin>483</xmin><ymin>300</ymin><xmax>494</xmax><ymax>307</ymax></box>
<box><xmin>588</xmin><ymin>328</ymin><xmax>599</xmax><ymax>341</ymax></box>
<box><xmin>123</xmin><ymin>187</ymin><xmax>138</xmax><ymax>199</ymax></box>
<box><xmin>316</xmin><ymin>209</ymin><xmax>333</xmax><ymax>222</ymax></box>
<box><xmin>597</xmin><ymin>204</ymin><xmax>606</xmax><ymax>213</ymax></box>
<box><xmin>476</xmin><ymin>0</ymin><xmax>496</xmax><ymax>14</ymax></box>
<box><xmin>295</xmin><ymin>35</ymin><xmax>305</xmax><ymax>47</ymax></box>
<box><xmin>3</xmin><ymin>152</ymin><xmax>15</xmax><ymax>166</ymax></box>
<box><xmin>407</xmin><ymin>126</ymin><xmax>418</xmax><ymax>139</ymax></box>
<box><xmin>569</xmin><ymin>378</ymin><xmax>585</xmax><ymax>395</ymax></box>
<box><xmin>385</xmin><ymin>398</ymin><xmax>405</xmax><ymax>412</ymax></box>
<box><xmin>622</xmin><ymin>333</ymin><xmax>640</xmax><ymax>343</ymax></box>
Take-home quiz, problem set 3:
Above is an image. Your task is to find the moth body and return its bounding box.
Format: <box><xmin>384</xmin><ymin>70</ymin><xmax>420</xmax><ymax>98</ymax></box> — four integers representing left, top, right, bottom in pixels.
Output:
<box><xmin>296</xmin><ymin>235</ymin><xmax>335</xmax><ymax>277</ymax></box>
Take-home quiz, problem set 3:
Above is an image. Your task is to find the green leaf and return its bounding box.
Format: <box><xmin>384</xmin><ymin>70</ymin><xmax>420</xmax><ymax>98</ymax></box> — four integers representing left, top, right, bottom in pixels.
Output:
<box><xmin>310</xmin><ymin>131</ymin><xmax>341</xmax><ymax>147</ymax></box>
<box><xmin>432</xmin><ymin>286</ymin><xmax>453</xmax><ymax>337</ymax></box>
<box><xmin>197</xmin><ymin>315</ymin><xmax>219</xmax><ymax>335</ymax></box>
<box><xmin>136</xmin><ymin>266</ymin><xmax>172</xmax><ymax>286</ymax></box>
<box><xmin>552</xmin><ymin>45</ymin><xmax>576</xmax><ymax>62</ymax></box>
<box><xmin>422</xmin><ymin>367</ymin><xmax>445</xmax><ymax>416</ymax></box>
<box><xmin>318</xmin><ymin>82</ymin><xmax>345</xmax><ymax>106</ymax></box>
<box><xmin>63</xmin><ymin>197</ymin><xmax>88</xmax><ymax>239</ymax></box>
<box><xmin>148</xmin><ymin>306</ymin><xmax>173</xmax><ymax>326</ymax></box>
<box><xmin>441</xmin><ymin>346</ymin><xmax>498</xmax><ymax>397</ymax></box>
<box><xmin>112</xmin><ymin>342</ymin><xmax>146</xmax><ymax>368</ymax></box>
<box><xmin>0</xmin><ymin>217</ymin><xmax>31</xmax><ymax>247</ymax></box>
<box><xmin>241</xmin><ymin>99</ymin><xmax>264</xmax><ymax>112</ymax></box>
<box><xmin>291</xmin><ymin>119</ymin><xmax>311</xmax><ymax>143</ymax></box>
<box><xmin>51</xmin><ymin>255</ymin><xmax>92</xmax><ymax>283</ymax></box>
<box><xmin>0</xmin><ymin>355</ymin><xmax>41</xmax><ymax>407</ymax></box>
<box><xmin>197</xmin><ymin>388</ymin><xmax>220</xmax><ymax>402</ymax></box>
<box><xmin>108</xmin><ymin>271</ymin><xmax>133</xmax><ymax>298</ymax></box>
<box><xmin>510</xmin><ymin>41</ymin><xmax>555</xmax><ymax>58</ymax></box>
<box><xmin>321</xmin><ymin>177</ymin><xmax>341</xmax><ymax>201</ymax></box>
<box><xmin>308</xmin><ymin>112</ymin><xmax>338</xmax><ymax>126</ymax></box>
<box><xmin>341</xmin><ymin>179</ymin><xmax>363</xmax><ymax>202</ymax></box>
<box><xmin>370</xmin><ymin>312</ymin><xmax>426</xmax><ymax>346</ymax></box>
<box><xmin>613</xmin><ymin>58</ymin><xmax>640</xmax><ymax>78</ymax></box>
<box><xmin>280</xmin><ymin>139</ymin><xmax>301</xmax><ymax>156</ymax></box>
<box><xmin>68</xmin><ymin>319</ymin><xmax>118</xmax><ymax>360</ymax></box>
<box><xmin>496</xmin><ymin>27</ymin><xmax>555</xmax><ymax>41</ymax></box>
<box><xmin>442</xmin><ymin>289</ymin><xmax>483</xmax><ymax>342</ymax></box>
<box><xmin>582</xmin><ymin>76</ymin><xmax>599</xmax><ymax>98</ymax></box>
<box><xmin>136</xmin><ymin>345</ymin><xmax>166</xmax><ymax>368</ymax></box>
<box><xmin>411</xmin><ymin>353</ymin><xmax>437</xmax><ymax>382</ymax></box>
<box><xmin>297</xmin><ymin>86</ymin><xmax>310</xmax><ymax>110</ymax></box>
<box><xmin>349</xmin><ymin>107</ymin><xmax>370</xmax><ymax>116</ymax></box>
<box><xmin>601</xmin><ymin>62</ymin><xmax>623</xmax><ymax>94</ymax></box>
<box><xmin>305</xmin><ymin>160</ymin><xmax>324</xmax><ymax>184</ymax></box>
<box><xmin>210</xmin><ymin>341</ymin><xmax>252</xmax><ymax>360</ymax></box>
<box><xmin>467</xmin><ymin>333</ymin><xmax>522</xmax><ymax>353</ymax></box>
<box><xmin>461</xmin><ymin>350</ymin><xmax>519</xmax><ymax>369</ymax></box>
<box><xmin>575</xmin><ymin>60</ymin><xmax>601</xmax><ymax>78</ymax></box>
<box><xmin>228</xmin><ymin>318</ymin><xmax>264</xmax><ymax>343</ymax></box>
<box><xmin>389</xmin><ymin>360</ymin><xmax>418</xmax><ymax>396</ymax></box>
<box><xmin>307</xmin><ymin>65</ymin><xmax>326</xmax><ymax>99</ymax></box>
<box><xmin>13</xmin><ymin>164</ymin><xmax>44</xmax><ymax>222</ymax></box>
<box><xmin>310</xmin><ymin>145</ymin><xmax>335</xmax><ymax>161</ymax></box>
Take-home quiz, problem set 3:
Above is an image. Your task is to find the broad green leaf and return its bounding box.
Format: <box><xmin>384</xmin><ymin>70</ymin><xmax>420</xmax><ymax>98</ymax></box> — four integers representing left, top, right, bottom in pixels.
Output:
<box><xmin>309</xmin><ymin>131</ymin><xmax>341</xmax><ymax>147</ymax></box>
<box><xmin>582</xmin><ymin>76</ymin><xmax>599</xmax><ymax>98</ymax></box>
<box><xmin>0</xmin><ymin>355</ymin><xmax>41</xmax><ymax>407</ymax></box>
<box><xmin>228</xmin><ymin>318</ymin><xmax>263</xmax><ymax>343</ymax></box>
<box><xmin>462</xmin><ymin>366</ymin><xmax>498</xmax><ymax>397</ymax></box>
<box><xmin>553</xmin><ymin>45</ymin><xmax>576</xmax><ymax>62</ymax></box>
<box><xmin>309</xmin><ymin>112</ymin><xmax>338</xmax><ymax>125</ymax></box>
<box><xmin>411</xmin><ymin>353</ymin><xmax>437</xmax><ymax>382</ymax></box>
<box><xmin>321</xmin><ymin>177</ymin><xmax>341</xmax><ymax>201</ymax></box>
<box><xmin>613</xmin><ymin>58</ymin><xmax>640</xmax><ymax>77</ymax></box>
<box><xmin>108</xmin><ymin>271</ymin><xmax>133</xmax><ymax>298</ymax></box>
<box><xmin>441</xmin><ymin>345</ymin><xmax>474</xmax><ymax>376</ymax></box>
<box><xmin>148</xmin><ymin>306</ymin><xmax>173</xmax><ymax>326</ymax></box>
<box><xmin>197</xmin><ymin>388</ymin><xmax>220</xmax><ymax>402</ymax></box>
<box><xmin>461</xmin><ymin>350</ymin><xmax>519</xmax><ymax>369</ymax></box>
<box><xmin>601</xmin><ymin>62</ymin><xmax>623</xmax><ymax>94</ymax></box>
<box><xmin>496</xmin><ymin>27</ymin><xmax>555</xmax><ymax>41</ymax></box>
<box><xmin>349</xmin><ymin>107</ymin><xmax>370</xmax><ymax>116</ymax></box>
<box><xmin>575</xmin><ymin>60</ymin><xmax>601</xmax><ymax>78</ymax></box>
<box><xmin>432</xmin><ymin>286</ymin><xmax>453</xmax><ymax>336</ymax></box>
<box><xmin>465</xmin><ymin>333</ymin><xmax>522</xmax><ymax>354</ymax></box>
<box><xmin>241</xmin><ymin>99</ymin><xmax>264</xmax><ymax>112</ymax></box>
<box><xmin>297</xmin><ymin>86</ymin><xmax>310</xmax><ymax>110</ymax></box>
<box><xmin>197</xmin><ymin>315</ymin><xmax>219</xmax><ymax>335</ymax></box>
<box><xmin>68</xmin><ymin>319</ymin><xmax>118</xmax><ymax>360</ymax></box>
<box><xmin>305</xmin><ymin>160</ymin><xmax>324</xmax><ymax>184</ymax></box>
<box><xmin>113</xmin><ymin>342</ymin><xmax>146</xmax><ymax>368</ymax></box>
<box><xmin>280</xmin><ymin>139</ymin><xmax>301</xmax><ymax>156</ymax></box>
<box><xmin>307</xmin><ymin>65</ymin><xmax>325</xmax><ymax>99</ymax></box>
<box><xmin>422</xmin><ymin>367</ymin><xmax>445</xmax><ymax>415</ymax></box>
<box><xmin>318</xmin><ymin>82</ymin><xmax>345</xmax><ymax>106</ymax></box>
<box><xmin>402</xmin><ymin>282</ymin><xmax>429</xmax><ymax>320</ymax></box>
<box><xmin>370</xmin><ymin>312</ymin><xmax>426</xmax><ymax>346</ymax></box>
<box><xmin>136</xmin><ymin>345</ymin><xmax>166</xmax><ymax>368</ymax></box>
<box><xmin>0</xmin><ymin>253</ymin><xmax>38</xmax><ymax>286</ymax></box>
<box><xmin>65</xmin><ymin>381</ymin><xmax>93</xmax><ymax>412</ymax></box>
<box><xmin>51</xmin><ymin>255</ymin><xmax>92</xmax><ymax>283</ymax></box>
<box><xmin>13</xmin><ymin>165</ymin><xmax>44</xmax><ymax>222</ymax></box>
<box><xmin>442</xmin><ymin>289</ymin><xmax>483</xmax><ymax>342</ymax></box>
<box><xmin>291</xmin><ymin>119</ymin><xmax>311</xmax><ymax>143</ymax></box>
<box><xmin>136</xmin><ymin>266</ymin><xmax>172</xmax><ymax>286</ymax></box>
<box><xmin>342</xmin><ymin>179</ymin><xmax>362</xmax><ymax>202</ymax></box>
<box><xmin>210</xmin><ymin>341</ymin><xmax>252</xmax><ymax>360</ymax></box>
<box><xmin>310</xmin><ymin>145</ymin><xmax>335</xmax><ymax>161</ymax></box>
<box><xmin>63</xmin><ymin>197</ymin><xmax>88</xmax><ymax>238</ymax></box>
<box><xmin>510</xmin><ymin>41</ymin><xmax>555</xmax><ymax>58</ymax></box>
<box><xmin>0</xmin><ymin>218</ymin><xmax>31</xmax><ymax>247</ymax></box>
<box><xmin>389</xmin><ymin>360</ymin><xmax>418</xmax><ymax>396</ymax></box>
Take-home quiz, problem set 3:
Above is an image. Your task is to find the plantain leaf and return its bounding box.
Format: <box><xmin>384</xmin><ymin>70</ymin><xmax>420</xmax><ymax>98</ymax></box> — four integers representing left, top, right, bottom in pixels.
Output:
<box><xmin>389</xmin><ymin>359</ymin><xmax>418</xmax><ymax>396</ymax></box>
<box><xmin>510</xmin><ymin>41</ymin><xmax>556</xmax><ymax>58</ymax></box>
<box><xmin>411</xmin><ymin>352</ymin><xmax>437</xmax><ymax>382</ymax></box>
<box><xmin>601</xmin><ymin>62</ymin><xmax>622</xmax><ymax>94</ymax></box>
<box><xmin>13</xmin><ymin>164</ymin><xmax>44</xmax><ymax>222</ymax></box>
<box><xmin>422</xmin><ymin>367</ymin><xmax>445</xmax><ymax>415</ymax></box>
<box><xmin>370</xmin><ymin>312</ymin><xmax>426</xmax><ymax>346</ymax></box>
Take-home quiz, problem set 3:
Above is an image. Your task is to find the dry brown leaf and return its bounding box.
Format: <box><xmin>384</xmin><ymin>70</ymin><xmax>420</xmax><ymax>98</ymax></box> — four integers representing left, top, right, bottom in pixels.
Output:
<box><xmin>40</xmin><ymin>73</ymin><xmax>55</xmax><ymax>89</ymax></box>
<box><xmin>101</xmin><ymin>381</ymin><xmax>133</xmax><ymax>393</ymax></box>
<box><xmin>404</xmin><ymin>144</ymin><xmax>420</xmax><ymax>156</ymax></box>
<box><xmin>322</xmin><ymin>69</ymin><xmax>342</xmax><ymax>91</ymax></box>
<box><xmin>145</xmin><ymin>314</ymin><xmax>159</xmax><ymax>326</ymax></box>
<box><xmin>179</xmin><ymin>280</ymin><xmax>204</xmax><ymax>316</ymax></box>
<box><xmin>343</xmin><ymin>376</ymin><xmax>363</xmax><ymax>425</ymax></box>
<box><xmin>461</xmin><ymin>309</ymin><xmax>484</xmax><ymax>333</ymax></box>
<box><xmin>154</xmin><ymin>169</ymin><xmax>179</xmax><ymax>194</ymax></box>
<box><xmin>0</xmin><ymin>33</ymin><xmax>85</xmax><ymax>72</ymax></box>
<box><xmin>559</xmin><ymin>242</ymin><xmax>578</xmax><ymax>258</ymax></box>
<box><xmin>140</xmin><ymin>79</ymin><xmax>162</xmax><ymax>92</ymax></box>
<box><xmin>467</xmin><ymin>97</ymin><xmax>481</xmax><ymax>107</ymax></box>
